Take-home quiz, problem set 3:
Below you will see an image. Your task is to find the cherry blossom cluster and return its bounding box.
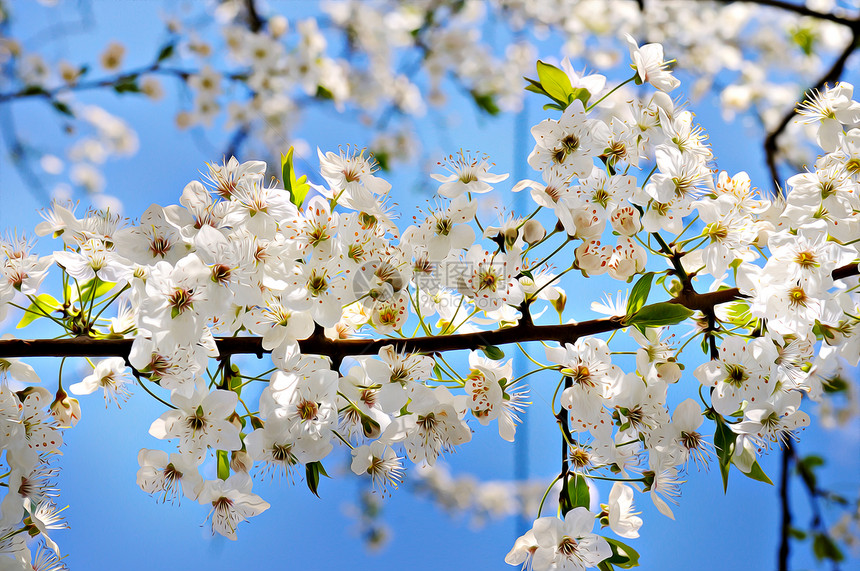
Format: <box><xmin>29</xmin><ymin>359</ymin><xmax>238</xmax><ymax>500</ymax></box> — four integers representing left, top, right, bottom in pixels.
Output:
<box><xmin>2</xmin><ymin>0</ymin><xmax>854</xmax><ymax>211</ymax></box>
<box><xmin>1</xmin><ymin>35</ymin><xmax>859</xmax><ymax>571</ymax></box>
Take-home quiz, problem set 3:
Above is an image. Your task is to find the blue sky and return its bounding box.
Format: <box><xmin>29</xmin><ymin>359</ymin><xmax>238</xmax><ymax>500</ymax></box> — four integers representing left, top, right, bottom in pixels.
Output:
<box><xmin>1</xmin><ymin>1</ymin><xmax>858</xmax><ymax>570</ymax></box>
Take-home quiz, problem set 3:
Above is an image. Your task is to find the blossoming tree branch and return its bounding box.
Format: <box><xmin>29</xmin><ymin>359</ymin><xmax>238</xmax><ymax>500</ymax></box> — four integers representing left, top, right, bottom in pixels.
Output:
<box><xmin>1</xmin><ymin>37</ymin><xmax>859</xmax><ymax>571</ymax></box>
<box><xmin>2</xmin><ymin>0</ymin><xmax>858</xmax><ymax>208</ymax></box>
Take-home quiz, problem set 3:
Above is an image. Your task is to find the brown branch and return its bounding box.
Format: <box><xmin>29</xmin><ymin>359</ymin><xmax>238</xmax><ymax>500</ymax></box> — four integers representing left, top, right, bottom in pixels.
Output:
<box><xmin>710</xmin><ymin>0</ymin><xmax>860</xmax><ymax>28</ymax></box>
<box><xmin>244</xmin><ymin>0</ymin><xmax>265</xmax><ymax>34</ymax></box>
<box><xmin>762</xmin><ymin>16</ymin><xmax>859</xmax><ymax>193</ymax></box>
<box><xmin>778</xmin><ymin>442</ymin><xmax>793</xmax><ymax>571</ymax></box>
<box><xmin>1</xmin><ymin>263</ymin><xmax>856</xmax><ymax>361</ymax></box>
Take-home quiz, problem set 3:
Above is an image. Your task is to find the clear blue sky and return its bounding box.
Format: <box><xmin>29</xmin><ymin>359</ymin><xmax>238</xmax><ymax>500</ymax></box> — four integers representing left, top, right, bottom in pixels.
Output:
<box><xmin>0</xmin><ymin>1</ymin><xmax>857</xmax><ymax>570</ymax></box>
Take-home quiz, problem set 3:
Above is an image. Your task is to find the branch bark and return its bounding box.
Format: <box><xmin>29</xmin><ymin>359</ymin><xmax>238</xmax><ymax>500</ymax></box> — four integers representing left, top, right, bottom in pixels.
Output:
<box><xmin>1</xmin><ymin>263</ymin><xmax>856</xmax><ymax>361</ymax></box>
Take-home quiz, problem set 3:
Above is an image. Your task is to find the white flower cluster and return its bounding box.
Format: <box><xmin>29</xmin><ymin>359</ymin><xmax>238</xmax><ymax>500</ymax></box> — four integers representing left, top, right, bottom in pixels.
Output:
<box><xmin>5</xmin><ymin>0</ymin><xmax>850</xmax><ymax>213</ymax></box>
<box><xmin>1</xmin><ymin>39</ymin><xmax>859</xmax><ymax>571</ymax></box>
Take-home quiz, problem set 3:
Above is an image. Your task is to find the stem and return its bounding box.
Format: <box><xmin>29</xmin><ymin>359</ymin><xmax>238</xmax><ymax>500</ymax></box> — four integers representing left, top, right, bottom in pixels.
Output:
<box><xmin>557</xmin><ymin>376</ymin><xmax>573</xmax><ymax>515</ymax></box>
<box><xmin>536</xmin><ymin>474</ymin><xmax>562</xmax><ymax>519</ymax></box>
<box><xmin>778</xmin><ymin>442</ymin><xmax>792</xmax><ymax>571</ymax></box>
<box><xmin>586</xmin><ymin>75</ymin><xmax>636</xmax><ymax>111</ymax></box>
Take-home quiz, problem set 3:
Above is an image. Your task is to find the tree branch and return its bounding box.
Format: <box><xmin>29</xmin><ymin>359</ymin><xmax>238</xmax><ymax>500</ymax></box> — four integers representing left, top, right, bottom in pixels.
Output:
<box><xmin>759</xmin><ymin>11</ymin><xmax>859</xmax><ymax>193</ymax></box>
<box><xmin>244</xmin><ymin>0</ymin><xmax>266</xmax><ymax>34</ymax></box>
<box><xmin>711</xmin><ymin>0</ymin><xmax>860</xmax><ymax>29</ymax></box>
<box><xmin>1</xmin><ymin>263</ymin><xmax>855</xmax><ymax>361</ymax></box>
<box><xmin>778</xmin><ymin>442</ymin><xmax>793</xmax><ymax>571</ymax></box>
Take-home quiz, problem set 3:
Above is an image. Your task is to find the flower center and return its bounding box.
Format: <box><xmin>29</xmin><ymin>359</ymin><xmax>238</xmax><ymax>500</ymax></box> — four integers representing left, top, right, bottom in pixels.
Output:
<box><xmin>435</xmin><ymin>217</ymin><xmax>453</xmax><ymax>237</ymax></box>
<box><xmin>794</xmin><ymin>251</ymin><xmax>817</xmax><ymax>269</ymax></box>
<box><xmin>296</xmin><ymin>399</ymin><xmax>319</xmax><ymax>421</ymax></box>
<box><xmin>271</xmin><ymin>443</ymin><xmax>297</xmax><ymax>464</ymax></box>
<box><xmin>212</xmin><ymin>264</ymin><xmax>232</xmax><ymax>284</ymax></box>
<box><xmin>168</xmin><ymin>288</ymin><xmax>195</xmax><ymax>316</ymax></box>
<box><xmin>788</xmin><ymin>286</ymin><xmax>808</xmax><ymax>308</ymax></box>
<box><xmin>558</xmin><ymin>536</ymin><xmax>579</xmax><ymax>557</ymax></box>
<box><xmin>724</xmin><ymin>363</ymin><xmax>748</xmax><ymax>387</ymax></box>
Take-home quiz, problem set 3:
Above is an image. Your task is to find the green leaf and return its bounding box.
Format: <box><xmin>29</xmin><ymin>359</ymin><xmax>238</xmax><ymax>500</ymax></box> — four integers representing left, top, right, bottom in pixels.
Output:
<box><xmin>479</xmin><ymin>345</ymin><xmax>505</xmax><ymax>360</ymax></box>
<box><xmin>605</xmin><ymin>538</ymin><xmax>641</xmax><ymax>568</ymax></box>
<box><xmin>797</xmin><ymin>455</ymin><xmax>824</xmax><ymax>491</ymax></box>
<box><xmin>536</xmin><ymin>60</ymin><xmax>573</xmax><ymax>106</ymax></box>
<box><xmin>373</xmin><ymin>150</ymin><xmax>390</xmax><ymax>172</ymax></box>
<box><xmin>788</xmin><ymin>527</ymin><xmax>807</xmax><ymax>541</ymax></box>
<box><xmin>790</xmin><ymin>26</ymin><xmax>817</xmax><ymax>57</ymax></box>
<box><xmin>626</xmin><ymin>272</ymin><xmax>654</xmax><ymax>316</ymax></box>
<box><xmin>305</xmin><ymin>460</ymin><xmax>329</xmax><ymax>498</ymax></box>
<box><xmin>722</xmin><ymin>300</ymin><xmax>753</xmax><ymax>329</ymax></box>
<box><xmin>598</xmin><ymin>561</ymin><xmax>615</xmax><ymax>571</ymax></box>
<box><xmin>16</xmin><ymin>294</ymin><xmax>61</xmax><ymax>329</ymax></box>
<box><xmin>524</xmin><ymin>77</ymin><xmax>548</xmax><ymax>96</ymax></box>
<box><xmin>51</xmin><ymin>100</ymin><xmax>74</xmax><ymax>117</ymax></box>
<box><xmin>156</xmin><ymin>43</ymin><xmax>175</xmax><ymax>62</ymax></box>
<box><xmin>565</xmin><ymin>474</ymin><xmax>590</xmax><ymax>512</ymax></box>
<box><xmin>568</xmin><ymin>87</ymin><xmax>592</xmax><ymax>107</ymax></box>
<box><xmin>822</xmin><ymin>375</ymin><xmax>849</xmax><ymax>393</ymax></box>
<box><xmin>812</xmin><ymin>533</ymin><xmax>844</xmax><ymax>562</ymax></box>
<box><xmin>113</xmin><ymin>76</ymin><xmax>141</xmax><ymax>94</ymax></box>
<box><xmin>470</xmin><ymin>90</ymin><xmax>499</xmax><ymax>115</ymax></box>
<box><xmin>281</xmin><ymin>147</ymin><xmax>311</xmax><ymax>209</ymax></box>
<box><xmin>21</xmin><ymin>85</ymin><xmax>48</xmax><ymax>97</ymax></box>
<box><xmin>713</xmin><ymin>417</ymin><xmax>736</xmax><ymax>492</ymax></box>
<box><xmin>315</xmin><ymin>85</ymin><xmax>334</xmax><ymax>100</ymax></box>
<box><xmin>625</xmin><ymin>302</ymin><xmax>693</xmax><ymax>329</ymax></box>
<box><xmin>229</xmin><ymin>369</ymin><xmax>243</xmax><ymax>397</ymax></box>
<box><xmin>216</xmin><ymin>450</ymin><xmax>230</xmax><ymax>481</ymax></box>
<box><xmin>740</xmin><ymin>459</ymin><xmax>773</xmax><ymax>485</ymax></box>
<box><xmin>79</xmin><ymin>278</ymin><xmax>116</xmax><ymax>305</ymax></box>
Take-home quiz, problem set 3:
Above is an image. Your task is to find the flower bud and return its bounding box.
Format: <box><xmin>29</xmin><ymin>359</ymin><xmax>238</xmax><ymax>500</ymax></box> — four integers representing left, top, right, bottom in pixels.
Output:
<box><xmin>522</xmin><ymin>219</ymin><xmax>546</xmax><ymax>244</ymax></box>
<box><xmin>51</xmin><ymin>387</ymin><xmax>81</xmax><ymax>427</ymax></box>
<box><xmin>269</xmin><ymin>15</ymin><xmax>289</xmax><ymax>38</ymax></box>
<box><xmin>231</xmin><ymin>449</ymin><xmax>252</xmax><ymax>473</ymax></box>
<box><xmin>575</xmin><ymin>239</ymin><xmax>611</xmax><ymax>276</ymax></box>
<box><xmin>610</xmin><ymin>205</ymin><xmax>641</xmax><ymax>236</ymax></box>
<box><xmin>228</xmin><ymin>411</ymin><xmax>243</xmax><ymax>431</ymax></box>
<box><xmin>551</xmin><ymin>292</ymin><xmax>567</xmax><ymax>315</ymax></box>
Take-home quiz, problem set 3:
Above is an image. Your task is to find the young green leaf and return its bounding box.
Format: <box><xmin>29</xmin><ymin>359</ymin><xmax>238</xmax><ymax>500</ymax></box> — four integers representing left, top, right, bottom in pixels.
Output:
<box><xmin>626</xmin><ymin>272</ymin><xmax>654</xmax><ymax>316</ymax></box>
<box><xmin>113</xmin><ymin>76</ymin><xmax>141</xmax><ymax>94</ymax></box>
<box><xmin>79</xmin><ymin>278</ymin><xmax>116</xmax><ymax>304</ymax></box>
<box><xmin>156</xmin><ymin>43</ymin><xmax>175</xmax><ymax>62</ymax></box>
<box><xmin>565</xmin><ymin>474</ymin><xmax>590</xmax><ymax>511</ymax></box>
<box><xmin>305</xmin><ymin>460</ymin><xmax>329</xmax><ymax>498</ymax></box>
<box><xmin>51</xmin><ymin>101</ymin><xmax>74</xmax><ymax>117</ymax></box>
<box><xmin>739</xmin><ymin>459</ymin><xmax>773</xmax><ymax>485</ymax></box>
<box><xmin>605</xmin><ymin>537</ymin><xmax>641</xmax><ymax>569</ymax></box>
<box><xmin>713</xmin><ymin>417</ymin><xmax>736</xmax><ymax>492</ymax></box>
<box><xmin>479</xmin><ymin>345</ymin><xmax>505</xmax><ymax>360</ymax></box>
<box><xmin>625</xmin><ymin>302</ymin><xmax>693</xmax><ymax>329</ymax></box>
<box><xmin>812</xmin><ymin>532</ymin><xmax>844</xmax><ymax>562</ymax></box>
<box><xmin>471</xmin><ymin>90</ymin><xmax>500</xmax><ymax>115</ymax></box>
<box><xmin>16</xmin><ymin>294</ymin><xmax>61</xmax><ymax>329</ymax></box>
<box><xmin>536</xmin><ymin>60</ymin><xmax>574</xmax><ymax>106</ymax></box>
<box><xmin>568</xmin><ymin>87</ymin><xmax>592</xmax><ymax>107</ymax></box>
<box><xmin>216</xmin><ymin>450</ymin><xmax>230</xmax><ymax>481</ymax></box>
<box><xmin>281</xmin><ymin>147</ymin><xmax>311</xmax><ymax>209</ymax></box>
